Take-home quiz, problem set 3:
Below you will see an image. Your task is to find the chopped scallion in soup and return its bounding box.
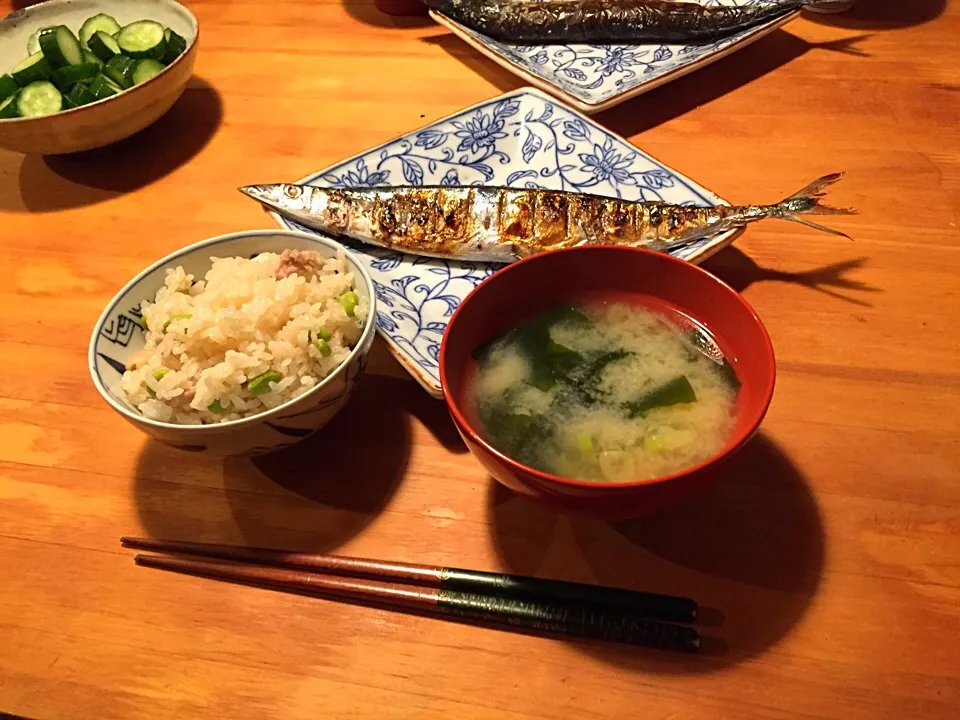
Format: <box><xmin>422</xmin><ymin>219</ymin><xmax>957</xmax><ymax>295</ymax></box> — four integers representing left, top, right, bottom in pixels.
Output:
<box><xmin>470</xmin><ymin>303</ymin><xmax>739</xmax><ymax>482</ymax></box>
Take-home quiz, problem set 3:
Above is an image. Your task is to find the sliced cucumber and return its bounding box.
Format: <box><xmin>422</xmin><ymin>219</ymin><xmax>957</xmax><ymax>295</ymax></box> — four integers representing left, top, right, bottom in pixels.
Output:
<box><xmin>11</xmin><ymin>52</ymin><xmax>52</xmax><ymax>85</ymax></box>
<box><xmin>7</xmin><ymin>14</ymin><xmax>178</xmax><ymax>118</ymax></box>
<box><xmin>39</xmin><ymin>25</ymin><xmax>83</xmax><ymax>69</ymax></box>
<box><xmin>50</xmin><ymin>62</ymin><xmax>100</xmax><ymax>90</ymax></box>
<box><xmin>117</xmin><ymin>20</ymin><xmax>166</xmax><ymax>60</ymax></box>
<box><xmin>132</xmin><ymin>58</ymin><xmax>165</xmax><ymax>86</ymax></box>
<box><xmin>66</xmin><ymin>83</ymin><xmax>96</xmax><ymax>108</ymax></box>
<box><xmin>0</xmin><ymin>74</ymin><xmax>18</xmax><ymax>102</ymax></box>
<box><xmin>16</xmin><ymin>81</ymin><xmax>62</xmax><ymax>117</ymax></box>
<box><xmin>79</xmin><ymin>13</ymin><xmax>122</xmax><ymax>50</ymax></box>
<box><xmin>104</xmin><ymin>55</ymin><xmax>137</xmax><ymax>89</ymax></box>
<box><xmin>82</xmin><ymin>49</ymin><xmax>103</xmax><ymax>68</ymax></box>
<box><xmin>162</xmin><ymin>28</ymin><xmax>188</xmax><ymax>64</ymax></box>
<box><xmin>88</xmin><ymin>73</ymin><xmax>122</xmax><ymax>100</ymax></box>
<box><xmin>0</xmin><ymin>93</ymin><xmax>19</xmax><ymax>119</ymax></box>
<box><xmin>88</xmin><ymin>31</ymin><xmax>121</xmax><ymax>61</ymax></box>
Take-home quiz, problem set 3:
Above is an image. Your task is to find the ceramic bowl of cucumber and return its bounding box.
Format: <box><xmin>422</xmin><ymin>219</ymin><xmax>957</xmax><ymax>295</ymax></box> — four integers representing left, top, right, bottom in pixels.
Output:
<box><xmin>0</xmin><ymin>0</ymin><xmax>197</xmax><ymax>154</ymax></box>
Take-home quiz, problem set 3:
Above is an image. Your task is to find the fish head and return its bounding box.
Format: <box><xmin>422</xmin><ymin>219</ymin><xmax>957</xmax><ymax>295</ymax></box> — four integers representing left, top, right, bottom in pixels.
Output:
<box><xmin>238</xmin><ymin>183</ymin><xmax>315</xmax><ymax>214</ymax></box>
<box><xmin>238</xmin><ymin>183</ymin><xmax>353</xmax><ymax>235</ymax></box>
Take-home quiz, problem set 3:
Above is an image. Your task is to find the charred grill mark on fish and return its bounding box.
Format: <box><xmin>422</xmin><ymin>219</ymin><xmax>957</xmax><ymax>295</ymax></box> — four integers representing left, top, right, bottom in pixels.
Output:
<box><xmin>371</xmin><ymin>188</ymin><xmax>472</xmax><ymax>256</ymax></box>
<box><xmin>421</xmin><ymin>0</ymin><xmax>841</xmax><ymax>45</ymax></box>
<box><xmin>239</xmin><ymin>172</ymin><xmax>856</xmax><ymax>263</ymax></box>
<box><xmin>499</xmin><ymin>190</ymin><xmax>530</xmax><ymax>244</ymax></box>
<box><xmin>533</xmin><ymin>190</ymin><xmax>572</xmax><ymax>251</ymax></box>
<box><xmin>572</xmin><ymin>195</ymin><xmax>605</xmax><ymax>247</ymax></box>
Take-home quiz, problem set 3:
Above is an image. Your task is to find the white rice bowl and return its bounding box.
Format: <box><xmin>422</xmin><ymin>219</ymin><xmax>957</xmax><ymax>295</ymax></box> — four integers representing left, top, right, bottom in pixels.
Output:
<box><xmin>119</xmin><ymin>249</ymin><xmax>369</xmax><ymax>425</ymax></box>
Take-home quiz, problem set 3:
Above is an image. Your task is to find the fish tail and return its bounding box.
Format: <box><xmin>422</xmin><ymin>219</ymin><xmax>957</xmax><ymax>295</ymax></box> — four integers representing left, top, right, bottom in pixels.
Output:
<box><xmin>774</xmin><ymin>172</ymin><xmax>858</xmax><ymax>238</ymax></box>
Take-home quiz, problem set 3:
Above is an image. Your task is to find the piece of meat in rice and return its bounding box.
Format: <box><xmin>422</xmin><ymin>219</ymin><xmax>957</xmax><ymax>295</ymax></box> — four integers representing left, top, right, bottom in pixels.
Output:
<box><xmin>275</xmin><ymin>249</ymin><xmax>325</xmax><ymax>280</ymax></box>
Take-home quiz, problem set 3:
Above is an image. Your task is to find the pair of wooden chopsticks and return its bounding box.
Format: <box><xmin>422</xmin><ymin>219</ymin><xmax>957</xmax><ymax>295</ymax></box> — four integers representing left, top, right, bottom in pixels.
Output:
<box><xmin>122</xmin><ymin>537</ymin><xmax>702</xmax><ymax>653</ymax></box>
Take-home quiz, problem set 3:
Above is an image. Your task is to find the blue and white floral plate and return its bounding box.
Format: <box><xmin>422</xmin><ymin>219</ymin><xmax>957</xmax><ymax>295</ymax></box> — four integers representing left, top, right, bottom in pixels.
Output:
<box><xmin>430</xmin><ymin>0</ymin><xmax>800</xmax><ymax>114</ymax></box>
<box><xmin>268</xmin><ymin>86</ymin><xmax>739</xmax><ymax>398</ymax></box>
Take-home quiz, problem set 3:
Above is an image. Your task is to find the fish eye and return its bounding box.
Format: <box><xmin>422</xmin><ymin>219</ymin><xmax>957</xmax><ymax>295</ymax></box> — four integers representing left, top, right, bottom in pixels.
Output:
<box><xmin>284</xmin><ymin>185</ymin><xmax>302</xmax><ymax>199</ymax></box>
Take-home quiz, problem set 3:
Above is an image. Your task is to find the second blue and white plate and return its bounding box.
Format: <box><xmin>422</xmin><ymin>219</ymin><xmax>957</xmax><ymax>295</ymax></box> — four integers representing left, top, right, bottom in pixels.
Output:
<box><xmin>430</xmin><ymin>0</ymin><xmax>800</xmax><ymax>114</ymax></box>
<box><xmin>269</xmin><ymin>86</ymin><xmax>739</xmax><ymax>397</ymax></box>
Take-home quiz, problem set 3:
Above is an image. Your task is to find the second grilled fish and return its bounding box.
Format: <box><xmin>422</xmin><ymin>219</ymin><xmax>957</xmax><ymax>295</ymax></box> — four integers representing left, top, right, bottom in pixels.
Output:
<box><xmin>423</xmin><ymin>0</ymin><xmax>847</xmax><ymax>45</ymax></box>
<box><xmin>239</xmin><ymin>174</ymin><xmax>855</xmax><ymax>263</ymax></box>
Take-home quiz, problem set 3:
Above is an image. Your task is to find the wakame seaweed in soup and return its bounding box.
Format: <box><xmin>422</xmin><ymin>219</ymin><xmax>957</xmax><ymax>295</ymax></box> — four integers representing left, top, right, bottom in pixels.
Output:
<box><xmin>469</xmin><ymin>303</ymin><xmax>740</xmax><ymax>483</ymax></box>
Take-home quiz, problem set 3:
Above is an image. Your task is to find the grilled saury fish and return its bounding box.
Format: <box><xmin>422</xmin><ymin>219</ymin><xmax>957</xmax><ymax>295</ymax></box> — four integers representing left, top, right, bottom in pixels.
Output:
<box><xmin>240</xmin><ymin>174</ymin><xmax>854</xmax><ymax>263</ymax></box>
<box><xmin>422</xmin><ymin>0</ymin><xmax>849</xmax><ymax>44</ymax></box>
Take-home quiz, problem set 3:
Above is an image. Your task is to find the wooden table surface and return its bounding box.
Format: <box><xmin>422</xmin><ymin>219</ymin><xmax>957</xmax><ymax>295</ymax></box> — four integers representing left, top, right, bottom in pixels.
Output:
<box><xmin>2</xmin><ymin>0</ymin><xmax>959</xmax><ymax>717</ymax></box>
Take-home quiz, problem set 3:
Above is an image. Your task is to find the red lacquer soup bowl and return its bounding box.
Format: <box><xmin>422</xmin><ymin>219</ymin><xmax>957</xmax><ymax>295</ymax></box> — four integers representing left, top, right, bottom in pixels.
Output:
<box><xmin>439</xmin><ymin>246</ymin><xmax>776</xmax><ymax>520</ymax></box>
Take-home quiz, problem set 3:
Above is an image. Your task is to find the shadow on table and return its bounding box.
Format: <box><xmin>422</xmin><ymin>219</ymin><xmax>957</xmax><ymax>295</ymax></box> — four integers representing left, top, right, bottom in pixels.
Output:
<box><xmin>132</xmin><ymin>374</ymin><xmax>418</xmax><ymax>553</ymax></box>
<box><xmin>703</xmin><ymin>246</ymin><xmax>881</xmax><ymax>308</ymax></box>
<box><xmin>598</xmin><ymin>30</ymin><xmax>869</xmax><ymax>138</ymax></box>
<box><xmin>341</xmin><ymin>0</ymin><xmax>433</xmax><ymax>29</ymax></box>
<box><xmin>487</xmin><ymin>433</ymin><xmax>825</xmax><ymax>672</ymax></box>
<box><xmin>420</xmin><ymin>33</ymin><xmax>523</xmax><ymax>95</ymax></box>
<box><xmin>423</xmin><ymin>27</ymin><xmax>868</xmax><ymax>137</ymax></box>
<box><xmin>5</xmin><ymin>77</ymin><xmax>222</xmax><ymax>213</ymax></box>
<box><xmin>803</xmin><ymin>0</ymin><xmax>945</xmax><ymax>30</ymax></box>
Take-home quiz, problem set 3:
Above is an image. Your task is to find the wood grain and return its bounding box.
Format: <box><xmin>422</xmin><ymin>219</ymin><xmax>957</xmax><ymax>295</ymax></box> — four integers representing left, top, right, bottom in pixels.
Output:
<box><xmin>1</xmin><ymin>0</ymin><xmax>959</xmax><ymax>718</ymax></box>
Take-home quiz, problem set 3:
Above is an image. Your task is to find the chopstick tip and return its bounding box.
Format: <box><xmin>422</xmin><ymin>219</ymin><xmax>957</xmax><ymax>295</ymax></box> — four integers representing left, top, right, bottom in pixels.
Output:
<box><xmin>121</xmin><ymin>536</ymin><xmax>155</xmax><ymax>551</ymax></box>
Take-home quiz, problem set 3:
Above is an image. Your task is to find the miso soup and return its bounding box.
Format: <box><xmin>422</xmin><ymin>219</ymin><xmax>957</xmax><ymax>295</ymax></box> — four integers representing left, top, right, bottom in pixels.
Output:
<box><xmin>469</xmin><ymin>302</ymin><xmax>740</xmax><ymax>483</ymax></box>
